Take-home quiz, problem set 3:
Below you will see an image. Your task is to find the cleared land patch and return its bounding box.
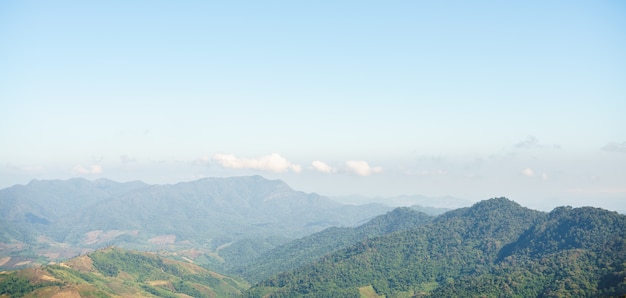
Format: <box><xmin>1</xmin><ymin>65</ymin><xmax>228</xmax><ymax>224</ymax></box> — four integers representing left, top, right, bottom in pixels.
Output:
<box><xmin>148</xmin><ymin>234</ymin><xmax>176</xmax><ymax>244</ymax></box>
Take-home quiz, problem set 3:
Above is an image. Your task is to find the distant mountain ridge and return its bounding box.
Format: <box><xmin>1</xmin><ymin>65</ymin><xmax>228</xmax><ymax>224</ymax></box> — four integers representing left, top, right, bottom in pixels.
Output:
<box><xmin>0</xmin><ymin>176</ymin><xmax>391</xmax><ymax>268</ymax></box>
<box><xmin>0</xmin><ymin>178</ymin><xmax>148</xmax><ymax>222</ymax></box>
<box><xmin>332</xmin><ymin>194</ymin><xmax>471</xmax><ymax>209</ymax></box>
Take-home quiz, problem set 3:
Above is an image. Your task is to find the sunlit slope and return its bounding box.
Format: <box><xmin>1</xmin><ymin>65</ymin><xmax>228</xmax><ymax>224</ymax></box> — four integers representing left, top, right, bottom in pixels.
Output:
<box><xmin>0</xmin><ymin>247</ymin><xmax>249</xmax><ymax>297</ymax></box>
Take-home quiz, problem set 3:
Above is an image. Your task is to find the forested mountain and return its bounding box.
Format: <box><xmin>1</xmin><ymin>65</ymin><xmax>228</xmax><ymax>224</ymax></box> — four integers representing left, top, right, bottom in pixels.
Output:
<box><xmin>227</xmin><ymin>207</ymin><xmax>434</xmax><ymax>282</ymax></box>
<box><xmin>0</xmin><ymin>247</ymin><xmax>248</xmax><ymax>297</ymax></box>
<box><xmin>0</xmin><ymin>176</ymin><xmax>390</xmax><ymax>269</ymax></box>
<box><xmin>246</xmin><ymin>198</ymin><xmax>626</xmax><ymax>297</ymax></box>
<box><xmin>431</xmin><ymin>206</ymin><xmax>626</xmax><ymax>296</ymax></box>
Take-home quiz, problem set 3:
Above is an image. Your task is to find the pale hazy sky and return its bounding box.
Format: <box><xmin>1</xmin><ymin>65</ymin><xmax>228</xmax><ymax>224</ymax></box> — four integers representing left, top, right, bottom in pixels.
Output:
<box><xmin>1</xmin><ymin>1</ymin><xmax>625</xmax><ymax>211</ymax></box>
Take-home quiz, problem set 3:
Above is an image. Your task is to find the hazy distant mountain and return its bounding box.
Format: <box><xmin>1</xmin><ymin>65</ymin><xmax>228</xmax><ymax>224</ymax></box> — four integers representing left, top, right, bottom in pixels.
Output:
<box><xmin>247</xmin><ymin>198</ymin><xmax>626</xmax><ymax>297</ymax></box>
<box><xmin>0</xmin><ymin>176</ymin><xmax>391</xmax><ymax>268</ymax></box>
<box><xmin>54</xmin><ymin>176</ymin><xmax>390</xmax><ymax>242</ymax></box>
<box><xmin>333</xmin><ymin>194</ymin><xmax>472</xmax><ymax>210</ymax></box>
<box><xmin>227</xmin><ymin>207</ymin><xmax>434</xmax><ymax>282</ymax></box>
<box><xmin>0</xmin><ymin>178</ymin><xmax>148</xmax><ymax>223</ymax></box>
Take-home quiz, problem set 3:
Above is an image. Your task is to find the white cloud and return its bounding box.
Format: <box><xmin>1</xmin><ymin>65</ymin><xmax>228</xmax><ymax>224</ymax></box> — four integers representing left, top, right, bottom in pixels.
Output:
<box><xmin>345</xmin><ymin>160</ymin><xmax>382</xmax><ymax>176</ymax></box>
<box><xmin>515</xmin><ymin>136</ymin><xmax>561</xmax><ymax>150</ymax></box>
<box><xmin>602</xmin><ymin>141</ymin><xmax>626</xmax><ymax>153</ymax></box>
<box><xmin>521</xmin><ymin>167</ymin><xmax>534</xmax><ymax>177</ymax></box>
<box><xmin>72</xmin><ymin>164</ymin><xmax>103</xmax><ymax>175</ymax></box>
<box><xmin>212</xmin><ymin>153</ymin><xmax>301</xmax><ymax>173</ymax></box>
<box><xmin>6</xmin><ymin>163</ymin><xmax>44</xmax><ymax>174</ymax></box>
<box><xmin>541</xmin><ymin>172</ymin><xmax>549</xmax><ymax>181</ymax></box>
<box><xmin>312</xmin><ymin>161</ymin><xmax>334</xmax><ymax>173</ymax></box>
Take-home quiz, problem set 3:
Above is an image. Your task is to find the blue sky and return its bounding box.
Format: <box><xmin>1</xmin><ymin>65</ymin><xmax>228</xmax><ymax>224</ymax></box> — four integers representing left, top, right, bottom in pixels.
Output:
<box><xmin>1</xmin><ymin>1</ymin><xmax>625</xmax><ymax>210</ymax></box>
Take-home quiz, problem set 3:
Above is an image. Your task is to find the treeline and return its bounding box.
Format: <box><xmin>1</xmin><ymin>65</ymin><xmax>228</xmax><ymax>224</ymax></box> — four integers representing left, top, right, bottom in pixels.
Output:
<box><xmin>0</xmin><ymin>273</ymin><xmax>63</xmax><ymax>297</ymax></box>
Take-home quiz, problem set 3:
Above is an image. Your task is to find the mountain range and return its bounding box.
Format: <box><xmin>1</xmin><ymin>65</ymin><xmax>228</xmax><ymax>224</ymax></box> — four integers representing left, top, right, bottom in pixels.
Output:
<box><xmin>332</xmin><ymin>194</ymin><xmax>471</xmax><ymax>209</ymax></box>
<box><xmin>0</xmin><ymin>176</ymin><xmax>394</xmax><ymax>269</ymax></box>
<box><xmin>1</xmin><ymin>177</ymin><xmax>625</xmax><ymax>297</ymax></box>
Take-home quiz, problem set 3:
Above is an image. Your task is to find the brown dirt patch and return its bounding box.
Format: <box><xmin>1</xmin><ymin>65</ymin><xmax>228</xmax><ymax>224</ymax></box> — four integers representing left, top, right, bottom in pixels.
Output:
<box><xmin>50</xmin><ymin>288</ymin><xmax>81</xmax><ymax>298</ymax></box>
<box><xmin>0</xmin><ymin>257</ymin><xmax>10</xmax><ymax>267</ymax></box>
<box><xmin>64</xmin><ymin>255</ymin><xmax>94</xmax><ymax>272</ymax></box>
<box><xmin>83</xmin><ymin>230</ymin><xmax>103</xmax><ymax>245</ymax></box>
<box><xmin>40</xmin><ymin>274</ymin><xmax>61</xmax><ymax>282</ymax></box>
<box><xmin>14</xmin><ymin>260</ymin><xmax>32</xmax><ymax>266</ymax></box>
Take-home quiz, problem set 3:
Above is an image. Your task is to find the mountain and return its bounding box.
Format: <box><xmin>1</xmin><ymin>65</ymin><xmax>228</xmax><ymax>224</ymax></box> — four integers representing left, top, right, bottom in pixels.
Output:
<box><xmin>332</xmin><ymin>194</ymin><xmax>471</xmax><ymax>210</ymax></box>
<box><xmin>0</xmin><ymin>178</ymin><xmax>148</xmax><ymax>245</ymax></box>
<box><xmin>0</xmin><ymin>247</ymin><xmax>248</xmax><ymax>297</ymax></box>
<box><xmin>246</xmin><ymin>198</ymin><xmax>626</xmax><ymax>297</ymax></box>
<box><xmin>227</xmin><ymin>207</ymin><xmax>434</xmax><ymax>282</ymax></box>
<box><xmin>0</xmin><ymin>178</ymin><xmax>148</xmax><ymax>223</ymax></box>
<box><xmin>4</xmin><ymin>195</ymin><xmax>623</xmax><ymax>297</ymax></box>
<box><xmin>54</xmin><ymin>176</ymin><xmax>389</xmax><ymax>242</ymax></box>
<box><xmin>409</xmin><ymin>204</ymin><xmax>450</xmax><ymax>216</ymax></box>
<box><xmin>0</xmin><ymin>176</ymin><xmax>391</xmax><ymax>269</ymax></box>
<box><xmin>432</xmin><ymin>206</ymin><xmax>626</xmax><ymax>297</ymax></box>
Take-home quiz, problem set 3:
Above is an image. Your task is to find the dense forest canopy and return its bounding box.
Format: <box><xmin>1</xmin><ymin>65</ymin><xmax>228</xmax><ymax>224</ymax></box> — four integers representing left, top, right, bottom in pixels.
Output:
<box><xmin>246</xmin><ymin>198</ymin><xmax>626</xmax><ymax>297</ymax></box>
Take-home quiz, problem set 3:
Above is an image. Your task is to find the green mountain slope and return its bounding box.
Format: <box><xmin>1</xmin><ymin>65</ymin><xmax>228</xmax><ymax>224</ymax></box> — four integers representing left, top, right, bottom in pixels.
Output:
<box><xmin>432</xmin><ymin>206</ymin><xmax>626</xmax><ymax>297</ymax></box>
<box><xmin>0</xmin><ymin>247</ymin><xmax>249</xmax><ymax>298</ymax></box>
<box><xmin>228</xmin><ymin>207</ymin><xmax>434</xmax><ymax>282</ymax></box>
<box><xmin>245</xmin><ymin>198</ymin><xmax>626</xmax><ymax>297</ymax></box>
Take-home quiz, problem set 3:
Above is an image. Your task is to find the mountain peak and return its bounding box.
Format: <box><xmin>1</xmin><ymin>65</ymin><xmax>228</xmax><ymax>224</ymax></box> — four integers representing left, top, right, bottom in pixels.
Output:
<box><xmin>473</xmin><ymin>196</ymin><xmax>521</xmax><ymax>208</ymax></box>
<box><xmin>187</xmin><ymin>175</ymin><xmax>290</xmax><ymax>188</ymax></box>
<box><xmin>475</xmin><ymin>197</ymin><xmax>543</xmax><ymax>219</ymax></box>
<box><xmin>177</xmin><ymin>175</ymin><xmax>295</xmax><ymax>199</ymax></box>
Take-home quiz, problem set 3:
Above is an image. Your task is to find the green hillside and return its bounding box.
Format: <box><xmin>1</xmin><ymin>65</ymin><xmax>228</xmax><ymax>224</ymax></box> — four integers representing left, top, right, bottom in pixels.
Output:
<box><xmin>245</xmin><ymin>198</ymin><xmax>626</xmax><ymax>297</ymax></box>
<box><xmin>0</xmin><ymin>247</ymin><xmax>249</xmax><ymax>298</ymax></box>
<box><xmin>229</xmin><ymin>207</ymin><xmax>433</xmax><ymax>282</ymax></box>
<box><xmin>432</xmin><ymin>206</ymin><xmax>626</xmax><ymax>297</ymax></box>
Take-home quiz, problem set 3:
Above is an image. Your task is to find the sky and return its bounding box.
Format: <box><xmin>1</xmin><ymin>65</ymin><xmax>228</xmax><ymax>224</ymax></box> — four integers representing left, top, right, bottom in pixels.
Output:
<box><xmin>1</xmin><ymin>1</ymin><xmax>625</xmax><ymax>211</ymax></box>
